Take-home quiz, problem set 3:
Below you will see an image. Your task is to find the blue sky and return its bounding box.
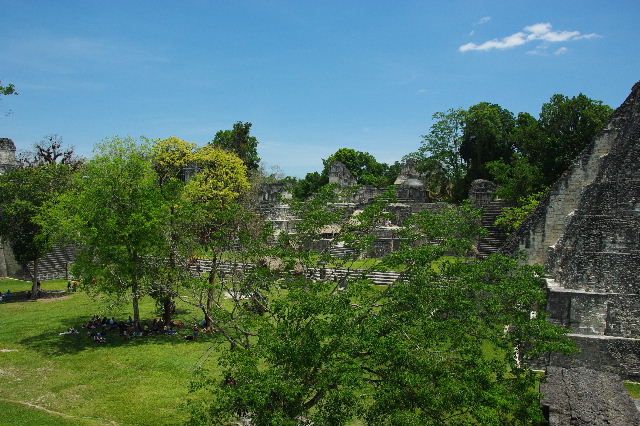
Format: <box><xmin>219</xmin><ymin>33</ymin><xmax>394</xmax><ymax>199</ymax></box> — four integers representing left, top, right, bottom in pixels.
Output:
<box><xmin>2</xmin><ymin>0</ymin><xmax>638</xmax><ymax>177</ymax></box>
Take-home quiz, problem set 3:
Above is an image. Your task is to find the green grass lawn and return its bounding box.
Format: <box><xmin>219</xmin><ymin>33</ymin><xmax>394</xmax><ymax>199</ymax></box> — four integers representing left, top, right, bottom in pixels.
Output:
<box><xmin>0</xmin><ymin>279</ymin><xmax>224</xmax><ymax>426</ymax></box>
<box><xmin>625</xmin><ymin>382</ymin><xmax>640</xmax><ymax>399</ymax></box>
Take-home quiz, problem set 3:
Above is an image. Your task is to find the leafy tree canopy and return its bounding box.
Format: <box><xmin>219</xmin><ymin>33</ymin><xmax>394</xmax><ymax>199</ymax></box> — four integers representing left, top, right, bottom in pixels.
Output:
<box><xmin>187</xmin><ymin>195</ymin><xmax>575</xmax><ymax>426</ymax></box>
<box><xmin>460</xmin><ymin>102</ymin><xmax>516</xmax><ymax>183</ymax></box>
<box><xmin>0</xmin><ymin>163</ymin><xmax>76</xmax><ymax>297</ymax></box>
<box><xmin>211</xmin><ymin>121</ymin><xmax>261</xmax><ymax>171</ymax></box>
<box><xmin>38</xmin><ymin>137</ymin><xmax>166</xmax><ymax>325</ymax></box>
<box><xmin>0</xmin><ymin>81</ymin><xmax>17</xmax><ymax>96</ymax></box>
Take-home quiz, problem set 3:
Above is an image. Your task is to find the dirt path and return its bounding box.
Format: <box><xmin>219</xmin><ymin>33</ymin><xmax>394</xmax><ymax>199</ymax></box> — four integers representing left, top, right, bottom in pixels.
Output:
<box><xmin>0</xmin><ymin>398</ymin><xmax>120</xmax><ymax>426</ymax></box>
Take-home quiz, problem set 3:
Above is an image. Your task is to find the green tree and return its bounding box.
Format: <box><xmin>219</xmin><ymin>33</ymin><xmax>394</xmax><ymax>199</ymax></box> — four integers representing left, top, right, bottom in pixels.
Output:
<box><xmin>487</xmin><ymin>94</ymin><xmax>612</xmax><ymax>205</ymax></box>
<box><xmin>323</xmin><ymin>148</ymin><xmax>394</xmax><ymax>188</ymax></box>
<box><xmin>0</xmin><ymin>164</ymin><xmax>75</xmax><ymax>298</ymax></box>
<box><xmin>187</xmin><ymin>196</ymin><xmax>575</xmax><ymax>426</ymax></box>
<box><xmin>150</xmin><ymin>136</ymin><xmax>197</xmax><ymax>325</ymax></box>
<box><xmin>177</xmin><ymin>144</ymin><xmax>252</xmax><ymax>330</ymax></box>
<box><xmin>409</xmin><ymin>108</ymin><xmax>468</xmax><ymax>200</ymax></box>
<box><xmin>39</xmin><ymin>137</ymin><xmax>165</xmax><ymax>327</ymax></box>
<box><xmin>291</xmin><ymin>171</ymin><xmax>328</xmax><ymax>200</ymax></box>
<box><xmin>211</xmin><ymin>121</ymin><xmax>261</xmax><ymax>171</ymax></box>
<box><xmin>535</xmin><ymin>93</ymin><xmax>612</xmax><ymax>185</ymax></box>
<box><xmin>0</xmin><ymin>81</ymin><xmax>17</xmax><ymax>96</ymax></box>
<box><xmin>460</xmin><ymin>102</ymin><xmax>516</xmax><ymax>184</ymax></box>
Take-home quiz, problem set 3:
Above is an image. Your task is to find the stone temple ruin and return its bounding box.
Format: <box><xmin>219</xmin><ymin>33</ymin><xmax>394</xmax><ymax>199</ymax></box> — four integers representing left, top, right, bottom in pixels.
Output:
<box><xmin>259</xmin><ymin>159</ymin><xmax>450</xmax><ymax>258</ymax></box>
<box><xmin>2</xmin><ymin>82</ymin><xmax>640</xmax><ymax>421</ymax></box>
<box><xmin>503</xmin><ymin>81</ymin><xmax>640</xmax><ymax>424</ymax></box>
<box><xmin>503</xmin><ymin>81</ymin><xmax>640</xmax><ymax>380</ymax></box>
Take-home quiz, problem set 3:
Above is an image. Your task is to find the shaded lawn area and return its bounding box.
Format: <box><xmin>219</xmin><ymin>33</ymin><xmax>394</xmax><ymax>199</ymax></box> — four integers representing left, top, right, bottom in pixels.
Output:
<box><xmin>0</xmin><ymin>279</ymin><xmax>224</xmax><ymax>426</ymax></box>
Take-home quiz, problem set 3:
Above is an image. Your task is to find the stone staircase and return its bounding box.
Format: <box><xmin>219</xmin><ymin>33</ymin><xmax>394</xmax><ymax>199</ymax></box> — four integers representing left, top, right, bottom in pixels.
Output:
<box><xmin>329</xmin><ymin>245</ymin><xmax>359</xmax><ymax>259</ymax></box>
<box><xmin>189</xmin><ymin>259</ymin><xmax>402</xmax><ymax>286</ymax></box>
<box><xmin>477</xmin><ymin>200</ymin><xmax>509</xmax><ymax>258</ymax></box>
<box><xmin>26</xmin><ymin>246</ymin><xmax>77</xmax><ymax>281</ymax></box>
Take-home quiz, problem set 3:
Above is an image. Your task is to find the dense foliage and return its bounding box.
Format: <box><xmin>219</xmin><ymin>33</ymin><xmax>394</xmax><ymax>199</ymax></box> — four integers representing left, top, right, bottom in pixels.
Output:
<box><xmin>211</xmin><ymin>121</ymin><xmax>261</xmax><ymax>171</ymax></box>
<box><xmin>186</xmin><ymin>194</ymin><xmax>575</xmax><ymax>426</ymax></box>
<box><xmin>291</xmin><ymin>148</ymin><xmax>400</xmax><ymax>199</ymax></box>
<box><xmin>410</xmin><ymin>92</ymin><xmax>612</xmax><ymax>204</ymax></box>
<box><xmin>0</xmin><ymin>163</ymin><xmax>75</xmax><ymax>297</ymax></box>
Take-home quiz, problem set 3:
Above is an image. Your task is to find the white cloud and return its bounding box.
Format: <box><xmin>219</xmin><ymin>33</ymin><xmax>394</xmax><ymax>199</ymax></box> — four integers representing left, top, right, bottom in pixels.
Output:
<box><xmin>459</xmin><ymin>22</ymin><xmax>599</xmax><ymax>52</ymax></box>
<box><xmin>417</xmin><ymin>88</ymin><xmax>429</xmax><ymax>94</ymax></box>
<box><xmin>554</xmin><ymin>47</ymin><xmax>568</xmax><ymax>55</ymax></box>
<box><xmin>477</xmin><ymin>16</ymin><xmax>491</xmax><ymax>25</ymax></box>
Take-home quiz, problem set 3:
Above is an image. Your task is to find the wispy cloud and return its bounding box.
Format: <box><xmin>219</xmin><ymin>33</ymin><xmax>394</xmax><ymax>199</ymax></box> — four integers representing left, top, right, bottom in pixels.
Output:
<box><xmin>476</xmin><ymin>16</ymin><xmax>491</xmax><ymax>25</ymax></box>
<box><xmin>2</xmin><ymin>33</ymin><xmax>168</xmax><ymax>73</ymax></box>
<box><xmin>459</xmin><ymin>22</ymin><xmax>599</xmax><ymax>53</ymax></box>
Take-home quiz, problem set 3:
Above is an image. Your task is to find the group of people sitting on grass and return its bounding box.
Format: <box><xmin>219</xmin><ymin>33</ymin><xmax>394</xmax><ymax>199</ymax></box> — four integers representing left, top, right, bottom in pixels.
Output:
<box><xmin>0</xmin><ymin>289</ymin><xmax>12</xmax><ymax>302</ymax></box>
<box><xmin>68</xmin><ymin>315</ymin><xmax>201</xmax><ymax>343</ymax></box>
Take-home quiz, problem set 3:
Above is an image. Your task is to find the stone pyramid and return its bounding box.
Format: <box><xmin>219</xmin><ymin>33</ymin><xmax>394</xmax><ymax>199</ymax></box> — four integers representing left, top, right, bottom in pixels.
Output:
<box><xmin>503</xmin><ymin>81</ymin><xmax>640</xmax><ymax>379</ymax></box>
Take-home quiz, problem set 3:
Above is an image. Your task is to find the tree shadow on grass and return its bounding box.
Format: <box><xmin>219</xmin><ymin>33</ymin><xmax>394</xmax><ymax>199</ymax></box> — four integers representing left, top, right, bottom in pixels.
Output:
<box><xmin>18</xmin><ymin>314</ymin><xmax>224</xmax><ymax>356</ymax></box>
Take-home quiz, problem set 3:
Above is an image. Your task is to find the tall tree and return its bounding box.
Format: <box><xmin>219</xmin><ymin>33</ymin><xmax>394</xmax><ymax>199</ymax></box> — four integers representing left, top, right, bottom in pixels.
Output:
<box><xmin>187</xmin><ymin>196</ymin><xmax>575</xmax><ymax>426</ymax></box>
<box><xmin>487</xmin><ymin>94</ymin><xmax>612</xmax><ymax>206</ymax></box>
<box><xmin>39</xmin><ymin>137</ymin><xmax>165</xmax><ymax>327</ymax></box>
<box><xmin>211</xmin><ymin>121</ymin><xmax>261</xmax><ymax>171</ymax></box>
<box><xmin>460</xmin><ymin>102</ymin><xmax>516</xmax><ymax>183</ymax></box>
<box><xmin>409</xmin><ymin>108</ymin><xmax>468</xmax><ymax>200</ymax></box>
<box><xmin>150</xmin><ymin>136</ymin><xmax>197</xmax><ymax>325</ymax></box>
<box><xmin>18</xmin><ymin>134</ymin><xmax>83</xmax><ymax>169</ymax></box>
<box><xmin>178</xmin><ymin>144</ymin><xmax>252</xmax><ymax>330</ymax></box>
<box><xmin>0</xmin><ymin>163</ymin><xmax>75</xmax><ymax>298</ymax></box>
<box><xmin>535</xmin><ymin>93</ymin><xmax>612</xmax><ymax>185</ymax></box>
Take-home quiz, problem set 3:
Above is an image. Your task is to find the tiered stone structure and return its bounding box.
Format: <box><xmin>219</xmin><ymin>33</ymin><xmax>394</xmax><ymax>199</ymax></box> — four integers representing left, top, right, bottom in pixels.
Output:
<box><xmin>0</xmin><ymin>138</ymin><xmax>17</xmax><ymax>174</ymax></box>
<box><xmin>469</xmin><ymin>179</ymin><xmax>509</xmax><ymax>257</ymax></box>
<box><xmin>258</xmin><ymin>160</ymin><xmax>447</xmax><ymax>258</ymax></box>
<box><xmin>0</xmin><ymin>138</ymin><xmax>20</xmax><ymax>278</ymax></box>
<box><xmin>328</xmin><ymin>161</ymin><xmax>357</xmax><ymax>186</ymax></box>
<box><xmin>503</xmin><ymin>81</ymin><xmax>640</xmax><ymax>379</ymax></box>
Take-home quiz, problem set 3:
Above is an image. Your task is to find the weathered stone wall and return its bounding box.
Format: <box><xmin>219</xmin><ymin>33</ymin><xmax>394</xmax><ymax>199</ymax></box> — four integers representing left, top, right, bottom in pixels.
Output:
<box><xmin>541</xmin><ymin>366</ymin><xmax>640</xmax><ymax>425</ymax></box>
<box><xmin>548</xmin><ymin>335</ymin><xmax>640</xmax><ymax>381</ymax></box>
<box><xmin>468</xmin><ymin>179</ymin><xmax>497</xmax><ymax>209</ymax></box>
<box><xmin>546</xmin><ymin>83</ymin><xmax>640</xmax><ymax>292</ymax></box>
<box><xmin>500</xmin><ymin>126</ymin><xmax>617</xmax><ymax>265</ymax></box>
<box><xmin>328</xmin><ymin>161</ymin><xmax>357</xmax><ymax>186</ymax></box>
<box><xmin>502</xmin><ymin>82</ymin><xmax>640</xmax><ymax>382</ymax></box>
<box><xmin>547</xmin><ymin>280</ymin><xmax>640</xmax><ymax>339</ymax></box>
<box><xmin>0</xmin><ymin>138</ymin><xmax>17</xmax><ymax>173</ymax></box>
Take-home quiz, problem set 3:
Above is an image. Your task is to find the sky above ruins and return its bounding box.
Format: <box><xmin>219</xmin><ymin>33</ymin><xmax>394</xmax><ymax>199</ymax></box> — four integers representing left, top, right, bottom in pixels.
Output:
<box><xmin>2</xmin><ymin>0</ymin><xmax>639</xmax><ymax>177</ymax></box>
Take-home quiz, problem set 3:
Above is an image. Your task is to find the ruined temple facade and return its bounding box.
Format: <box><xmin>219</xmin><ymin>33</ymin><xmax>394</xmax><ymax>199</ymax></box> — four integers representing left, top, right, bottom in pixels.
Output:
<box><xmin>503</xmin><ymin>82</ymin><xmax>640</xmax><ymax>379</ymax></box>
<box><xmin>259</xmin><ymin>160</ymin><xmax>444</xmax><ymax>257</ymax></box>
<box><xmin>0</xmin><ymin>138</ymin><xmax>17</xmax><ymax>174</ymax></box>
<box><xmin>0</xmin><ymin>138</ymin><xmax>20</xmax><ymax>278</ymax></box>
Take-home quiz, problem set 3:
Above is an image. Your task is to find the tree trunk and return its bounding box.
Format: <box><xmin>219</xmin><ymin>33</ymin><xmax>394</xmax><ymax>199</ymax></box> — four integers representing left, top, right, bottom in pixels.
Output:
<box><xmin>205</xmin><ymin>283</ymin><xmax>214</xmax><ymax>331</ymax></box>
<box><xmin>132</xmin><ymin>282</ymin><xmax>141</xmax><ymax>330</ymax></box>
<box><xmin>162</xmin><ymin>296</ymin><xmax>174</xmax><ymax>327</ymax></box>
<box><xmin>30</xmin><ymin>258</ymin><xmax>39</xmax><ymax>300</ymax></box>
<box><xmin>204</xmin><ymin>253</ymin><xmax>218</xmax><ymax>331</ymax></box>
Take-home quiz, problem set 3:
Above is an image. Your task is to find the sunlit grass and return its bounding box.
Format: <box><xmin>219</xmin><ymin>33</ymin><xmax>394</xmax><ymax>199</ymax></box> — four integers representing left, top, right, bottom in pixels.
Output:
<box><xmin>0</xmin><ymin>278</ymin><xmax>225</xmax><ymax>426</ymax></box>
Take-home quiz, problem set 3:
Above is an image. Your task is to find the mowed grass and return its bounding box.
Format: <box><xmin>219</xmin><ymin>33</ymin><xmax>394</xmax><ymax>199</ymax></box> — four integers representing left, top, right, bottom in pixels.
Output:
<box><xmin>0</xmin><ymin>279</ymin><xmax>224</xmax><ymax>426</ymax></box>
<box><xmin>625</xmin><ymin>382</ymin><xmax>640</xmax><ymax>399</ymax></box>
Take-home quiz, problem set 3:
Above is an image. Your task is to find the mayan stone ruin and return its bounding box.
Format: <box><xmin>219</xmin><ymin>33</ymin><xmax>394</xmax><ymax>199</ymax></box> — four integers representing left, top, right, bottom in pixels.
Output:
<box><xmin>504</xmin><ymin>82</ymin><xmax>640</xmax><ymax>381</ymax></box>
